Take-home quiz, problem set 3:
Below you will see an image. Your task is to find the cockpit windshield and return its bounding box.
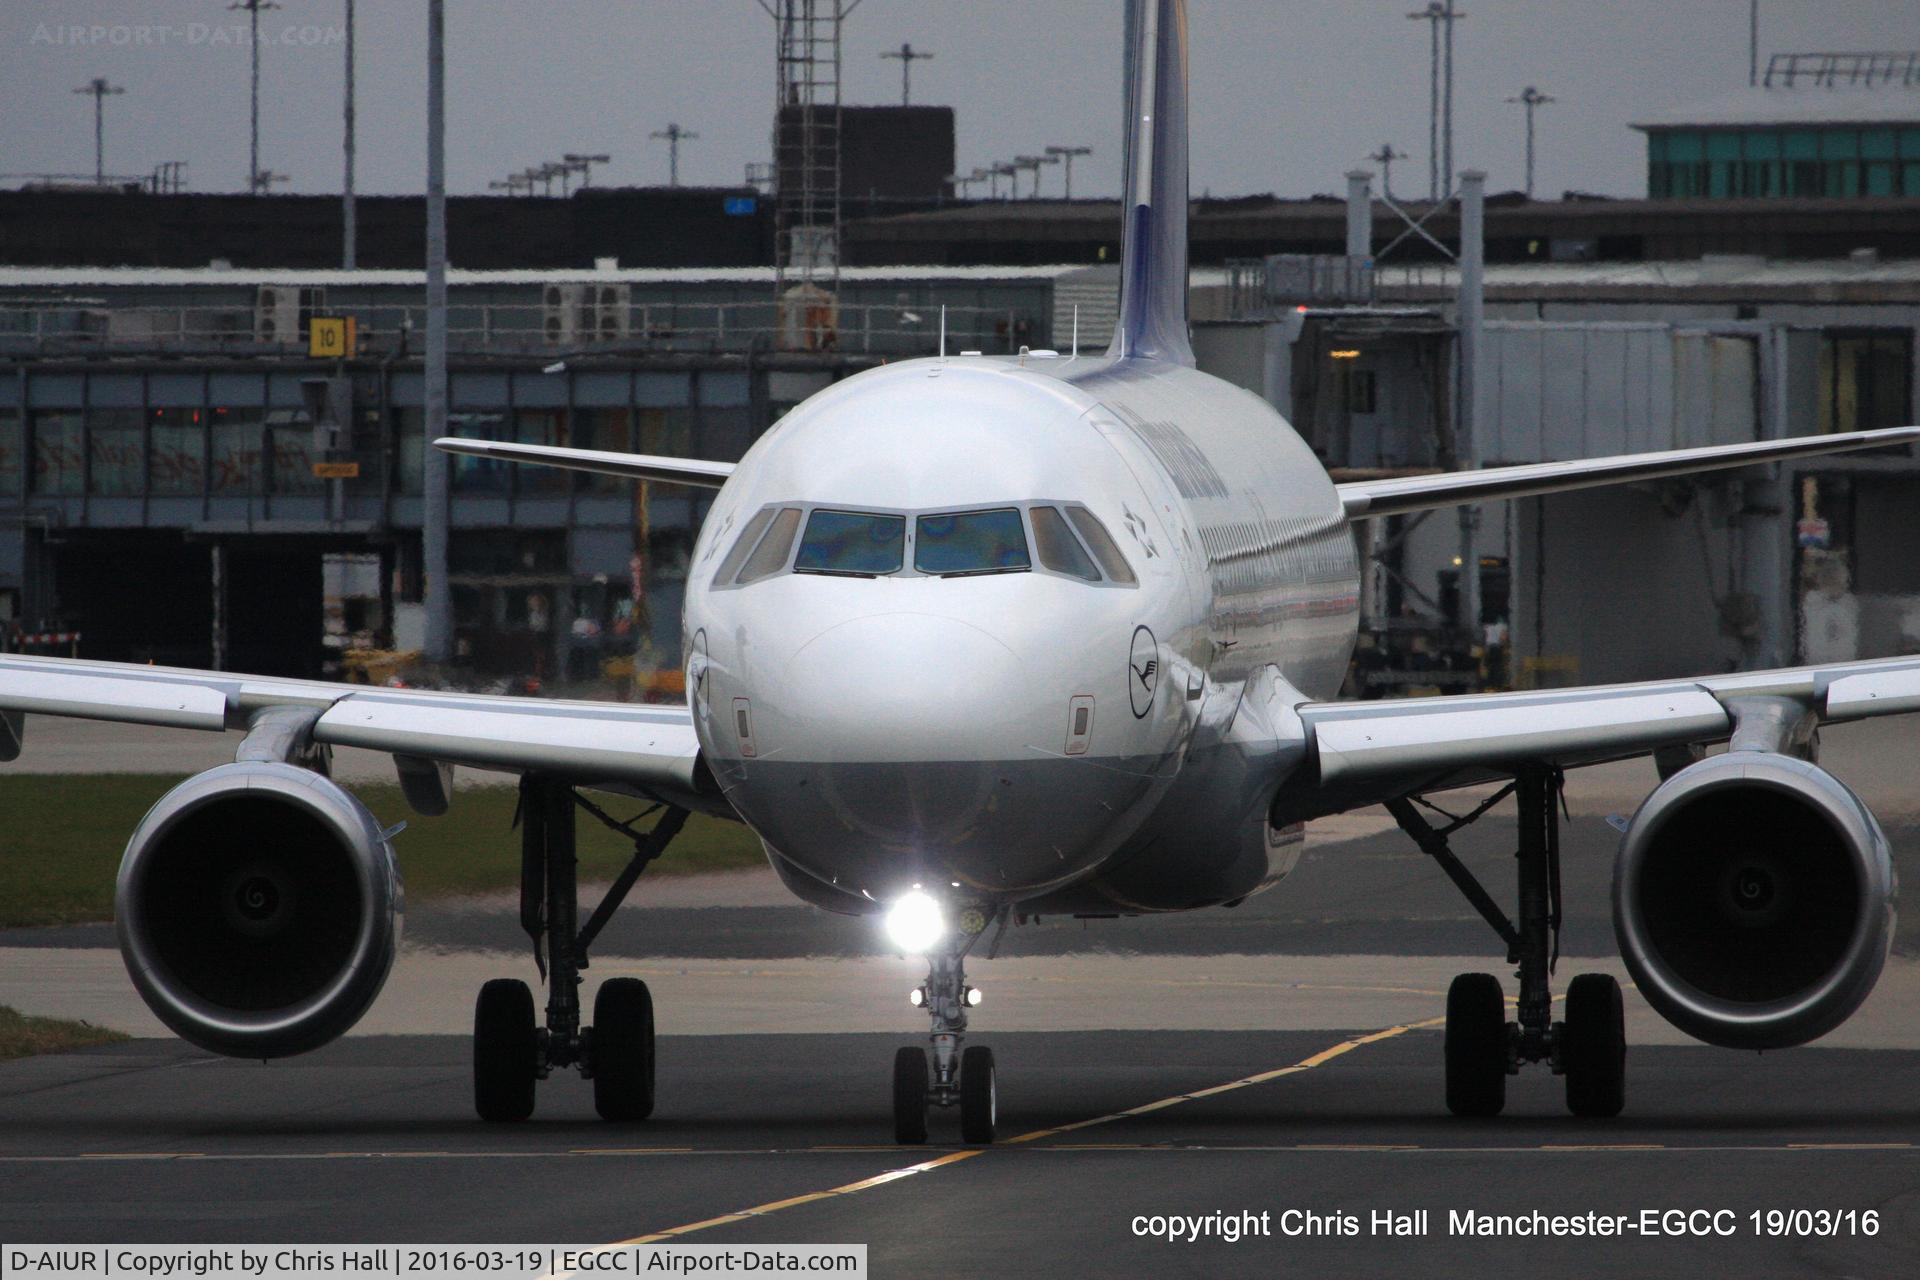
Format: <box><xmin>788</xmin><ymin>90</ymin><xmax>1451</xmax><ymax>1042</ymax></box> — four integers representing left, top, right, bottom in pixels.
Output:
<box><xmin>914</xmin><ymin>508</ymin><xmax>1031</xmax><ymax>577</ymax></box>
<box><xmin>713</xmin><ymin>501</ymin><xmax>1136</xmax><ymax>587</ymax></box>
<box><xmin>793</xmin><ymin>510</ymin><xmax>906</xmax><ymax>577</ymax></box>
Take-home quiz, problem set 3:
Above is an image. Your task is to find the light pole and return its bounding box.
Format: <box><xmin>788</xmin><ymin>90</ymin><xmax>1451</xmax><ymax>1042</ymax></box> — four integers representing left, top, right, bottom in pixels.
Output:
<box><xmin>990</xmin><ymin>162</ymin><xmax>1016</xmax><ymax>200</ymax></box>
<box><xmin>424</xmin><ymin>0</ymin><xmax>451</xmax><ymax>665</ymax></box>
<box><xmin>1044</xmin><ymin>145</ymin><xmax>1092</xmax><ymax>199</ymax></box>
<box><xmin>1443</xmin><ymin>0</ymin><xmax>1461</xmax><ymax>194</ymax></box>
<box><xmin>230</xmin><ymin>0</ymin><xmax>281</xmax><ymax>194</ymax></box>
<box><xmin>1368</xmin><ymin>143</ymin><xmax>1407</xmax><ymax>202</ymax></box>
<box><xmin>72</xmin><ymin>78</ymin><xmax>124</xmax><ymax>185</ymax></box>
<box><xmin>1015</xmin><ymin>153</ymin><xmax>1056</xmax><ymax>198</ymax></box>
<box><xmin>1407</xmin><ymin>3</ymin><xmax>1464</xmax><ymax>200</ymax></box>
<box><xmin>650</xmin><ymin>123</ymin><xmax>699</xmax><ymax>187</ymax></box>
<box><xmin>564</xmin><ymin>152</ymin><xmax>612</xmax><ymax>188</ymax></box>
<box><xmin>343</xmin><ymin>0</ymin><xmax>356</xmax><ymax>267</ymax></box>
<box><xmin>880</xmin><ymin>42</ymin><xmax>934</xmax><ymax>105</ymax></box>
<box><xmin>1505</xmin><ymin>86</ymin><xmax>1555</xmax><ymax>198</ymax></box>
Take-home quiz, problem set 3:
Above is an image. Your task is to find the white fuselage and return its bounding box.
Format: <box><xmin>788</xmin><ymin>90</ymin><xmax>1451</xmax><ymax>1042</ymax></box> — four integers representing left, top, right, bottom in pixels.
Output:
<box><xmin>684</xmin><ymin>351</ymin><xmax>1359</xmax><ymax>913</ymax></box>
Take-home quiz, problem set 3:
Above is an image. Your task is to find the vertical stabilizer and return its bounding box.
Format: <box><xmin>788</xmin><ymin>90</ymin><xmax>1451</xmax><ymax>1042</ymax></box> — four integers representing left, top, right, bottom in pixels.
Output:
<box><xmin>1108</xmin><ymin>0</ymin><xmax>1193</xmax><ymax>365</ymax></box>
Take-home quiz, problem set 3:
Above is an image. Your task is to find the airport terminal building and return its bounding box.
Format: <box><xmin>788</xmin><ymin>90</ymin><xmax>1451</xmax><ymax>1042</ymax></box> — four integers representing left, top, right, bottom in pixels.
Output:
<box><xmin>0</xmin><ymin>263</ymin><xmax>1071</xmax><ymax>682</ymax></box>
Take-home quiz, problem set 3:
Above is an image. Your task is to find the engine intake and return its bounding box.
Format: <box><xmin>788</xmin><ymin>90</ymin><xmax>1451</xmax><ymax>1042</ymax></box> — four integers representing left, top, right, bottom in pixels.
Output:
<box><xmin>115</xmin><ymin>762</ymin><xmax>402</xmax><ymax>1058</ymax></box>
<box><xmin>1613</xmin><ymin>752</ymin><xmax>1894</xmax><ymax>1050</ymax></box>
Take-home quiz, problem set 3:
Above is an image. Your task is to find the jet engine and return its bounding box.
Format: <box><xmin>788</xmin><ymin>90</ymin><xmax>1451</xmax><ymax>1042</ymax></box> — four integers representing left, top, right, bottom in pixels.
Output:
<box><xmin>115</xmin><ymin>761</ymin><xmax>402</xmax><ymax>1058</ymax></box>
<box><xmin>1613</xmin><ymin>752</ymin><xmax>1894</xmax><ymax>1050</ymax></box>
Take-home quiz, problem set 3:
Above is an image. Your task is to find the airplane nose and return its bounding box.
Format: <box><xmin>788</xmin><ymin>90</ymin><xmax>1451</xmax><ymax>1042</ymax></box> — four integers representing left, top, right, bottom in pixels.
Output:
<box><xmin>722</xmin><ymin>609</ymin><xmax>1161</xmax><ymax>896</ymax></box>
<box><xmin>777</xmin><ymin>612</ymin><xmax>1033</xmax><ymax>759</ymax></box>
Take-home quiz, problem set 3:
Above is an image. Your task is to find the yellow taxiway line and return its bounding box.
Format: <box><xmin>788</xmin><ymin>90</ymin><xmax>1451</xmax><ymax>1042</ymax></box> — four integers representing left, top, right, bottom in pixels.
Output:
<box><xmin>610</xmin><ymin>1015</ymin><xmax>1445</xmax><ymax>1249</ymax></box>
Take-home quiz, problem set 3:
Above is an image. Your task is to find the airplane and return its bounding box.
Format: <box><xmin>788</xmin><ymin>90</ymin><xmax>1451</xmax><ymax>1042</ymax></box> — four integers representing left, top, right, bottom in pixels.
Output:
<box><xmin>4</xmin><ymin>0</ymin><xmax>1920</xmax><ymax>1145</ymax></box>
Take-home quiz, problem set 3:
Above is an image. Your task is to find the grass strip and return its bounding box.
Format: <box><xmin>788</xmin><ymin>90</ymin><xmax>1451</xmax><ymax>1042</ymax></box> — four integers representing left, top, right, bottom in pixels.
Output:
<box><xmin>0</xmin><ymin>1005</ymin><xmax>129</xmax><ymax>1060</ymax></box>
<box><xmin>0</xmin><ymin>774</ymin><xmax>763</xmax><ymax>928</ymax></box>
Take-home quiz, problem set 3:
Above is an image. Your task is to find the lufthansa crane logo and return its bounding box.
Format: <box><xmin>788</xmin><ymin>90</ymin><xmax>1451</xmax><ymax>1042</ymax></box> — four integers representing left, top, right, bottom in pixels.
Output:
<box><xmin>1129</xmin><ymin>625</ymin><xmax>1159</xmax><ymax>719</ymax></box>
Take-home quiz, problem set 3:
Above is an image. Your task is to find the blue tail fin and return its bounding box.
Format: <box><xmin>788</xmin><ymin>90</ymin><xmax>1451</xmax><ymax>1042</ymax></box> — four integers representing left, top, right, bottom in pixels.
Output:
<box><xmin>1108</xmin><ymin>0</ymin><xmax>1192</xmax><ymax>365</ymax></box>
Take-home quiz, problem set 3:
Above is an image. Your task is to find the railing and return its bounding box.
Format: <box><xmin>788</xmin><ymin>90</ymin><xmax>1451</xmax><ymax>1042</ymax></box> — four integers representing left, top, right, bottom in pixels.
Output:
<box><xmin>0</xmin><ymin>301</ymin><xmax>1036</xmax><ymax>359</ymax></box>
<box><xmin>1371</xmin><ymin>263</ymin><xmax>1459</xmax><ymax>292</ymax></box>
<box><xmin>1223</xmin><ymin>254</ymin><xmax>1375</xmax><ymax>319</ymax></box>
<box><xmin>1764</xmin><ymin>51</ymin><xmax>1920</xmax><ymax>89</ymax></box>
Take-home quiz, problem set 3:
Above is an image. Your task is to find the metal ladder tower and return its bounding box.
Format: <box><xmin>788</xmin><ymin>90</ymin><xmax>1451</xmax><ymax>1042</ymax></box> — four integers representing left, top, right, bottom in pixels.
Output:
<box><xmin>761</xmin><ymin>1</ymin><xmax>861</xmax><ymax>308</ymax></box>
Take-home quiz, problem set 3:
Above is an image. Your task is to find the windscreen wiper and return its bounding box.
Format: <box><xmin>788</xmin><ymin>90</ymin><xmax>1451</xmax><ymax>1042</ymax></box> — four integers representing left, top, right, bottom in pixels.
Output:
<box><xmin>937</xmin><ymin>567</ymin><xmax>1030</xmax><ymax>578</ymax></box>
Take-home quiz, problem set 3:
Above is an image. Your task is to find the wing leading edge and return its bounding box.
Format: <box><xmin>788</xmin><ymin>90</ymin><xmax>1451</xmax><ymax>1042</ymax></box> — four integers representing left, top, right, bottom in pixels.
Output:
<box><xmin>433</xmin><ymin>438</ymin><xmax>735</xmax><ymax>489</ymax></box>
<box><xmin>1337</xmin><ymin>426</ymin><xmax>1920</xmax><ymax>520</ymax></box>
<box><xmin>0</xmin><ymin>654</ymin><xmax>727</xmax><ymax>818</ymax></box>
<box><xmin>1276</xmin><ymin>652</ymin><xmax>1920</xmax><ymax>820</ymax></box>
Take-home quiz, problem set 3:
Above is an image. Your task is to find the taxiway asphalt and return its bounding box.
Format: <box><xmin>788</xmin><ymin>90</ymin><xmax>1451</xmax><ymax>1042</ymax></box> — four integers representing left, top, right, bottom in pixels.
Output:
<box><xmin>4</xmin><ymin>719</ymin><xmax>1920</xmax><ymax>1273</ymax></box>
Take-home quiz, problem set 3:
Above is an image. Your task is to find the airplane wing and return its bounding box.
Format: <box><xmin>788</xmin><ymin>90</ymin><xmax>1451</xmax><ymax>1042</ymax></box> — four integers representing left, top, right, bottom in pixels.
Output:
<box><xmin>0</xmin><ymin>653</ymin><xmax>728</xmax><ymax>818</ymax></box>
<box><xmin>1274</xmin><ymin>652</ymin><xmax>1920</xmax><ymax>819</ymax></box>
<box><xmin>1336</xmin><ymin>426</ymin><xmax>1920</xmax><ymax>519</ymax></box>
<box><xmin>433</xmin><ymin>438</ymin><xmax>735</xmax><ymax>489</ymax></box>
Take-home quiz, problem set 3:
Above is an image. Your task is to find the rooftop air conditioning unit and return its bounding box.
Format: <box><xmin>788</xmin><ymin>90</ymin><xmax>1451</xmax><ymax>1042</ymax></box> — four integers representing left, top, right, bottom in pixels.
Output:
<box><xmin>255</xmin><ymin>286</ymin><xmax>301</xmax><ymax>344</ymax></box>
<box><xmin>543</xmin><ymin>283</ymin><xmax>630</xmax><ymax>345</ymax></box>
<box><xmin>544</xmin><ymin>283</ymin><xmax>584</xmax><ymax>345</ymax></box>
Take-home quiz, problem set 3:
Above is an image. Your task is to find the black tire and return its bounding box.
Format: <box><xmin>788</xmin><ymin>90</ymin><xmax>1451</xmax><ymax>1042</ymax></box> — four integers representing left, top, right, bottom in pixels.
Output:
<box><xmin>1445</xmin><ymin>972</ymin><xmax>1508</xmax><ymax>1118</ymax></box>
<box><xmin>960</xmin><ymin>1045</ymin><xmax>997</xmax><ymax>1145</ymax></box>
<box><xmin>1563</xmin><ymin>972</ymin><xmax>1627</xmax><ymax>1118</ymax></box>
<box><xmin>474</xmin><ymin>978</ymin><xmax>538</xmax><ymax>1122</ymax></box>
<box><xmin>892</xmin><ymin>1046</ymin><xmax>929</xmax><ymax>1145</ymax></box>
<box><xmin>593</xmin><ymin>978</ymin><xmax>657</xmax><ymax>1122</ymax></box>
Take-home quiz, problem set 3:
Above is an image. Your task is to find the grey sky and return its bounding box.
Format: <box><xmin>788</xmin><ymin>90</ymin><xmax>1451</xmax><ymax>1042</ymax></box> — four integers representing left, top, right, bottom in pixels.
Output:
<box><xmin>4</xmin><ymin>2</ymin><xmax>1915</xmax><ymax>203</ymax></box>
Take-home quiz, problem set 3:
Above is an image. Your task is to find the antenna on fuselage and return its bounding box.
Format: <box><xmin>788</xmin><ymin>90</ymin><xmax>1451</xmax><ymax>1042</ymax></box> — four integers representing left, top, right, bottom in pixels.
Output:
<box><xmin>1072</xmin><ymin>304</ymin><xmax>1080</xmax><ymax>359</ymax></box>
<box><xmin>939</xmin><ymin>304</ymin><xmax>947</xmax><ymax>359</ymax></box>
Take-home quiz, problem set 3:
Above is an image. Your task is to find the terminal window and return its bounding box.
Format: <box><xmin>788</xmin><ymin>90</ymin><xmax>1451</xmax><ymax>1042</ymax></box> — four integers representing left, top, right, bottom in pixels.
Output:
<box><xmin>1819</xmin><ymin>329</ymin><xmax>1913</xmax><ymax>434</ymax></box>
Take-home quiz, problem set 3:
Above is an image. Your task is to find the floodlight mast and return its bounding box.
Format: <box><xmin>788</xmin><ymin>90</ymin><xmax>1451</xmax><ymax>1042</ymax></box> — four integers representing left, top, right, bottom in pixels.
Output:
<box><xmin>1504</xmin><ymin>85</ymin><xmax>1555</xmax><ymax>198</ymax></box>
<box><xmin>1044</xmin><ymin>144</ymin><xmax>1092</xmax><ymax>199</ymax></box>
<box><xmin>564</xmin><ymin>153</ymin><xmax>613</xmax><ymax>187</ymax></box>
<box><xmin>231</xmin><ymin>0</ymin><xmax>282</xmax><ymax>194</ymax></box>
<box><xmin>72</xmin><ymin>77</ymin><xmax>125</xmax><ymax>185</ymax></box>
<box><xmin>650</xmin><ymin>123</ymin><xmax>700</xmax><ymax>187</ymax></box>
<box><xmin>880</xmin><ymin>41</ymin><xmax>934</xmax><ymax>105</ymax></box>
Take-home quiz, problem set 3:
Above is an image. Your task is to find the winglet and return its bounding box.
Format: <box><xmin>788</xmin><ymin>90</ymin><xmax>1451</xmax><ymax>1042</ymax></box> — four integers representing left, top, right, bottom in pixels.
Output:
<box><xmin>1107</xmin><ymin>0</ymin><xmax>1193</xmax><ymax>366</ymax></box>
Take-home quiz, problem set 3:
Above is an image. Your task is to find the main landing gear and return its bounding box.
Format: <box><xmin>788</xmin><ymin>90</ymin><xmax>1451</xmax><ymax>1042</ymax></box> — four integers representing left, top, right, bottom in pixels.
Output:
<box><xmin>473</xmin><ymin>775</ymin><xmax>687</xmax><ymax>1123</ymax></box>
<box><xmin>893</xmin><ymin>910</ymin><xmax>999</xmax><ymax>1145</ymax></box>
<box><xmin>1386</xmin><ymin>764</ymin><xmax>1626</xmax><ymax>1119</ymax></box>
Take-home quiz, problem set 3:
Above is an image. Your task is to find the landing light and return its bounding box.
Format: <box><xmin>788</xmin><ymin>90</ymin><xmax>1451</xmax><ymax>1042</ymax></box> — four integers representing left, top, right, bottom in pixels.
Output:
<box><xmin>884</xmin><ymin>890</ymin><xmax>945</xmax><ymax>955</ymax></box>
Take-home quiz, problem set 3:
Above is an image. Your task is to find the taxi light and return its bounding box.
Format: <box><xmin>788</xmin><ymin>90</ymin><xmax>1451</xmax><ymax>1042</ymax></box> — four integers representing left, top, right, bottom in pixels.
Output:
<box><xmin>964</xmin><ymin>986</ymin><xmax>983</xmax><ymax>1007</ymax></box>
<box><xmin>884</xmin><ymin>890</ymin><xmax>945</xmax><ymax>955</ymax></box>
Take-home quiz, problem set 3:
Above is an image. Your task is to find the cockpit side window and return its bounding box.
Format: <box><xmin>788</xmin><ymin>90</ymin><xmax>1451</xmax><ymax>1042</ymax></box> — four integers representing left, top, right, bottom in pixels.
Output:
<box><xmin>712</xmin><ymin>507</ymin><xmax>775</xmax><ymax>587</ymax></box>
<box><xmin>1065</xmin><ymin>506</ymin><xmax>1138</xmax><ymax>585</ymax></box>
<box><xmin>735</xmin><ymin>507</ymin><xmax>802</xmax><ymax>584</ymax></box>
<box><xmin>1030</xmin><ymin>505</ymin><xmax>1101</xmax><ymax>581</ymax></box>
<box><xmin>795</xmin><ymin>510</ymin><xmax>906</xmax><ymax>576</ymax></box>
<box><xmin>914</xmin><ymin>508</ymin><xmax>1031</xmax><ymax>576</ymax></box>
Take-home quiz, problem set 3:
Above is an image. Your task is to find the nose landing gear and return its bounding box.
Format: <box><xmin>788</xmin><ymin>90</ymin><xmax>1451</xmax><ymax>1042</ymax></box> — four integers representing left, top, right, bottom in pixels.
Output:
<box><xmin>892</xmin><ymin>912</ymin><xmax>999</xmax><ymax>1145</ymax></box>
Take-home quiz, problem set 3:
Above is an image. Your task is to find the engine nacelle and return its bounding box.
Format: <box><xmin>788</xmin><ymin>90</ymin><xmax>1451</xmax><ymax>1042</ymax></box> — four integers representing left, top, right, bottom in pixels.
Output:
<box><xmin>115</xmin><ymin>762</ymin><xmax>402</xmax><ymax>1058</ymax></box>
<box><xmin>1613</xmin><ymin>752</ymin><xmax>1895</xmax><ymax>1050</ymax></box>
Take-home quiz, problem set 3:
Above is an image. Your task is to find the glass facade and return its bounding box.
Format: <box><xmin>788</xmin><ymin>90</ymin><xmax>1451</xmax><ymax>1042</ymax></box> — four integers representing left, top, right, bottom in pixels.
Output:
<box><xmin>0</xmin><ymin>360</ymin><xmax>784</xmax><ymax>681</ymax></box>
<box><xmin>88</xmin><ymin>409</ymin><xmax>144</xmax><ymax>495</ymax></box>
<box><xmin>31</xmin><ymin>410</ymin><xmax>83</xmax><ymax>495</ymax></box>
<box><xmin>1819</xmin><ymin>330</ymin><xmax>1914</xmax><ymax>434</ymax></box>
<box><xmin>1649</xmin><ymin>126</ymin><xmax>1920</xmax><ymax>198</ymax></box>
<box><xmin>0</xmin><ymin>408</ymin><xmax>20</xmax><ymax>496</ymax></box>
<box><xmin>148</xmin><ymin>406</ymin><xmax>204</xmax><ymax>494</ymax></box>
